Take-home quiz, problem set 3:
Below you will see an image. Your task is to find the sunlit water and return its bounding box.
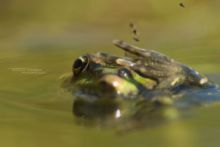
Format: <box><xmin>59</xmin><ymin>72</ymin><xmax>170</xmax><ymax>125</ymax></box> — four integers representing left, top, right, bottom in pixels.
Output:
<box><xmin>1</xmin><ymin>44</ymin><xmax>220</xmax><ymax>147</ymax></box>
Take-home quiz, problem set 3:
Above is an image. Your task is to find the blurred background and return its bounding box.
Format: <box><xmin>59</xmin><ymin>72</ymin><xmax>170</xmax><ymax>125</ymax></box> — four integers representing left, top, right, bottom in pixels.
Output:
<box><xmin>1</xmin><ymin>0</ymin><xmax>220</xmax><ymax>147</ymax></box>
<box><xmin>1</xmin><ymin>0</ymin><xmax>220</xmax><ymax>70</ymax></box>
<box><xmin>1</xmin><ymin>0</ymin><xmax>220</xmax><ymax>54</ymax></box>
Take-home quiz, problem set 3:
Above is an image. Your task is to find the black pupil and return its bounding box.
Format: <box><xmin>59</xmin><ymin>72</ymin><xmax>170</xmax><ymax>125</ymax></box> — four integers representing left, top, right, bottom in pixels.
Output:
<box><xmin>74</xmin><ymin>58</ymin><xmax>83</xmax><ymax>69</ymax></box>
<box><xmin>118</xmin><ymin>68</ymin><xmax>132</xmax><ymax>79</ymax></box>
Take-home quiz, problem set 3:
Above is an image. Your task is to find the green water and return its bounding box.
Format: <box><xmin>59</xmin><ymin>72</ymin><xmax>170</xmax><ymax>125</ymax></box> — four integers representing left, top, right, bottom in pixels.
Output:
<box><xmin>1</xmin><ymin>0</ymin><xmax>220</xmax><ymax>147</ymax></box>
<box><xmin>1</xmin><ymin>38</ymin><xmax>220</xmax><ymax>147</ymax></box>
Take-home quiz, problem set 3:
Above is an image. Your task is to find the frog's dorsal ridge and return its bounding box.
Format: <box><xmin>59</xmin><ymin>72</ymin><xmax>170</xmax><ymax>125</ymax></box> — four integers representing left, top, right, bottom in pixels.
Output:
<box><xmin>113</xmin><ymin>39</ymin><xmax>218</xmax><ymax>90</ymax></box>
<box><xmin>113</xmin><ymin>39</ymin><xmax>174</xmax><ymax>63</ymax></box>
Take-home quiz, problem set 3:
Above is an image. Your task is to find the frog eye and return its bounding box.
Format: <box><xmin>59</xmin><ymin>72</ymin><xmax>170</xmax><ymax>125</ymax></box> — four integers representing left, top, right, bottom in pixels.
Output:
<box><xmin>118</xmin><ymin>68</ymin><xmax>133</xmax><ymax>79</ymax></box>
<box><xmin>73</xmin><ymin>56</ymin><xmax>89</xmax><ymax>76</ymax></box>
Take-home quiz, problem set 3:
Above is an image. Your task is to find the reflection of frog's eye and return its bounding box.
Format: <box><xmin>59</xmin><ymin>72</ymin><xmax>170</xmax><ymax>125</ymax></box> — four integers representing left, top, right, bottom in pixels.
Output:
<box><xmin>73</xmin><ymin>56</ymin><xmax>89</xmax><ymax>76</ymax></box>
<box><xmin>118</xmin><ymin>68</ymin><xmax>133</xmax><ymax>79</ymax></box>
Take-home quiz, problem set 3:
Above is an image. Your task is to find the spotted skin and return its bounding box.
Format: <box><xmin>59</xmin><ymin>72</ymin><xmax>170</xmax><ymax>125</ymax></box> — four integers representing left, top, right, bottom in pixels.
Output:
<box><xmin>113</xmin><ymin>40</ymin><xmax>213</xmax><ymax>89</ymax></box>
<box><xmin>69</xmin><ymin>39</ymin><xmax>216</xmax><ymax>101</ymax></box>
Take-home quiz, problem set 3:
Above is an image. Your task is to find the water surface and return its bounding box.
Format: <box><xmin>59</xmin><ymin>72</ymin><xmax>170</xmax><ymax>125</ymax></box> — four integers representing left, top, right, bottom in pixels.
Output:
<box><xmin>1</xmin><ymin>1</ymin><xmax>220</xmax><ymax>146</ymax></box>
<box><xmin>1</xmin><ymin>40</ymin><xmax>220</xmax><ymax>147</ymax></box>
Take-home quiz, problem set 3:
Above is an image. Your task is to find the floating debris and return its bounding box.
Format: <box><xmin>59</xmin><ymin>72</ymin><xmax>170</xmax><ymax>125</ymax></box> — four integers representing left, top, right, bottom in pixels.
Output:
<box><xmin>8</xmin><ymin>67</ymin><xmax>46</xmax><ymax>75</ymax></box>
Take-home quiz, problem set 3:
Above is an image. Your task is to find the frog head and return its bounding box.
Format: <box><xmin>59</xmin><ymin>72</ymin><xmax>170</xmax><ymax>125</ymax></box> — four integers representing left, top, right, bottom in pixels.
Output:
<box><xmin>72</xmin><ymin>51</ymin><xmax>157</xmax><ymax>100</ymax></box>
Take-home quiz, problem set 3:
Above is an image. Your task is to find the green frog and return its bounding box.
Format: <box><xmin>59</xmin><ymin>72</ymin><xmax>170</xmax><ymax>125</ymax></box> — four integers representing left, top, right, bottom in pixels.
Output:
<box><xmin>68</xmin><ymin>40</ymin><xmax>215</xmax><ymax>98</ymax></box>
<box><xmin>62</xmin><ymin>40</ymin><xmax>219</xmax><ymax>127</ymax></box>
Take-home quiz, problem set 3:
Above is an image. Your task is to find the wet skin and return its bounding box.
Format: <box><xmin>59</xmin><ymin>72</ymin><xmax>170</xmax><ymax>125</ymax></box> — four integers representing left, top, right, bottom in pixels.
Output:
<box><xmin>62</xmin><ymin>40</ymin><xmax>219</xmax><ymax>127</ymax></box>
<box><xmin>70</xmin><ymin>40</ymin><xmax>215</xmax><ymax>100</ymax></box>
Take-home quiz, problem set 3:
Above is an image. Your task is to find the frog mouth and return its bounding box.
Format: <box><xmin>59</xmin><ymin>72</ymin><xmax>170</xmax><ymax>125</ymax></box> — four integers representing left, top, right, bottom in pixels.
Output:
<box><xmin>74</xmin><ymin>74</ymin><xmax>139</xmax><ymax>101</ymax></box>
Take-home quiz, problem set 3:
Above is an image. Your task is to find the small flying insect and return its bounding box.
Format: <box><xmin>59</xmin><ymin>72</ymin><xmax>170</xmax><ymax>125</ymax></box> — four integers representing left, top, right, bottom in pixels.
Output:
<box><xmin>129</xmin><ymin>22</ymin><xmax>140</xmax><ymax>42</ymax></box>
<box><xmin>179</xmin><ymin>2</ymin><xmax>185</xmax><ymax>8</ymax></box>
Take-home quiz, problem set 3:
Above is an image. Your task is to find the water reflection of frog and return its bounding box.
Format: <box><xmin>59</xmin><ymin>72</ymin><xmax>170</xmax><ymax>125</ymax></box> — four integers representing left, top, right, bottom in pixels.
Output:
<box><xmin>62</xmin><ymin>40</ymin><xmax>219</xmax><ymax>130</ymax></box>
